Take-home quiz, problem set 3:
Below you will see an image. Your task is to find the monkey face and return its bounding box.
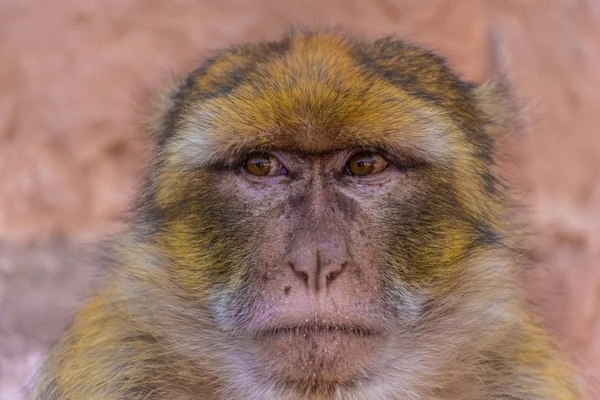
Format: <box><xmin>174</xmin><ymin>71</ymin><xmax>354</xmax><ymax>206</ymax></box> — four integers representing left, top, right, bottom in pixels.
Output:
<box><xmin>203</xmin><ymin>148</ymin><xmax>423</xmax><ymax>384</ymax></box>
<box><xmin>145</xmin><ymin>32</ymin><xmax>508</xmax><ymax>391</ymax></box>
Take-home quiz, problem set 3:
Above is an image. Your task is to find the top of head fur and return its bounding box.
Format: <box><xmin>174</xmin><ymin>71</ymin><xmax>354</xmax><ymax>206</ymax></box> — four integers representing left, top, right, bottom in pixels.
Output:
<box><xmin>151</xmin><ymin>31</ymin><xmax>497</xmax><ymax>163</ymax></box>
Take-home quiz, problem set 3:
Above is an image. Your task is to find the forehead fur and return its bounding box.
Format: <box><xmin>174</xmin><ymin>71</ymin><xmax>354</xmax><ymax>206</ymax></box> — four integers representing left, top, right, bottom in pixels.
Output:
<box><xmin>161</xmin><ymin>31</ymin><xmax>487</xmax><ymax>167</ymax></box>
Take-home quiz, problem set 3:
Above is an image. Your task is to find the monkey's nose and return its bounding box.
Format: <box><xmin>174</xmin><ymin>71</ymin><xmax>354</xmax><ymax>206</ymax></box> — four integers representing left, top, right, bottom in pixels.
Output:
<box><xmin>287</xmin><ymin>241</ymin><xmax>348</xmax><ymax>294</ymax></box>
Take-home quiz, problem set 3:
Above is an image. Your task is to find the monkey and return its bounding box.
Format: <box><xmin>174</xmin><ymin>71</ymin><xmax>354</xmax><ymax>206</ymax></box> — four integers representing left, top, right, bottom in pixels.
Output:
<box><xmin>32</xmin><ymin>30</ymin><xmax>580</xmax><ymax>400</ymax></box>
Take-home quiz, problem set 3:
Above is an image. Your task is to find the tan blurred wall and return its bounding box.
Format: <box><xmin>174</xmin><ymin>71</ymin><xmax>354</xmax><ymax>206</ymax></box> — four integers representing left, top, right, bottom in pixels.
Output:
<box><xmin>0</xmin><ymin>0</ymin><xmax>599</xmax><ymax>397</ymax></box>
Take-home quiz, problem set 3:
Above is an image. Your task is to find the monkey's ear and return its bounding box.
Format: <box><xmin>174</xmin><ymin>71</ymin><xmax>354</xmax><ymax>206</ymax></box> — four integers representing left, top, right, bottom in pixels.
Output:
<box><xmin>472</xmin><ymin>28</ymin><xmax>521</xmax><ymax>138</ymax></box>
<box><xmin>138</xmin><ymin>73</ymin><xmax>185</xmax><ymax>143</ymax></box>
<box><xmin>473</xmin><ymin>77</ymin><xmax>519</xmax><ymax>137</ymax></box>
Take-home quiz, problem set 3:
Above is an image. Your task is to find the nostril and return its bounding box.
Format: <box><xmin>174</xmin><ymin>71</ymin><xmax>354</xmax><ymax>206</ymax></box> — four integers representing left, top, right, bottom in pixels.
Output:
<box><xmin>325</xmin><ymin>260</ymin><xmax>347</xmax><ymax>286</ymax></box>
<box><xmin>290</xmin><ymin>263</ymin><xmax>309</xmax><ymax>285</ymax></box>
<box><xmin>326</xmin><ymin>271</ymin><xmax>340</xmax><ymax>285</ymax></box>
<box><xmin>298</xmin><ymin>271</ymin><xmax>308</xmax><ymax>283</ymax></box>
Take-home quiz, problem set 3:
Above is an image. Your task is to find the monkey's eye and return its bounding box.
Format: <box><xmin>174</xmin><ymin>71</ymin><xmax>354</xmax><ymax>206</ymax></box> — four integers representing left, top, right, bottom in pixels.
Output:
<box><xmin>244</xmin><ymin>153</ymin><xmax>286</xmax><ymax>177</ymax></box>
<box><xmin>345</xmin><ymin>152</ymin><xmax>388</xmax><ymax>176</ymax></box>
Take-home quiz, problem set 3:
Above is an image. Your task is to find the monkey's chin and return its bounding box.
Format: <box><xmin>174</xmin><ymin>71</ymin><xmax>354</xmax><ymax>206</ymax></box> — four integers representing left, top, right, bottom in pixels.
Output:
<box><xmin>253</xmin><ymin>326</ymin><xmax>385</xmax><ymax>384</ymax></box>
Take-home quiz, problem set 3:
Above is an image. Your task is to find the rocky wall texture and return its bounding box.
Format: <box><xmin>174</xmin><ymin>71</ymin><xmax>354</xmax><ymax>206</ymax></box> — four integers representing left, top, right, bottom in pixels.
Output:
<box><xmin>0</xmin><ymin>0</ymin><xmax>599</xmax><ymax>398</ymax></box>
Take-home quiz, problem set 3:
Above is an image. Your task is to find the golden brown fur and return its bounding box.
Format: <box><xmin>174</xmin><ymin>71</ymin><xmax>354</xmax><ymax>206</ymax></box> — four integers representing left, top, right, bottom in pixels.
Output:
<box><xmin>32</xmin><ymin>31</ymin><xmax>579</xmax><ymax>400</ymax></box>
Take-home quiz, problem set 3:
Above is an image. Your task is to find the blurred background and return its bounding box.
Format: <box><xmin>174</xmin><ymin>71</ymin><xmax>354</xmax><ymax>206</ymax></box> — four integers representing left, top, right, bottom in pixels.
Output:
<box><xmin>0</xmin><ymin>0</ymin><xmax>599</xmax><ymax>398</ymax></box>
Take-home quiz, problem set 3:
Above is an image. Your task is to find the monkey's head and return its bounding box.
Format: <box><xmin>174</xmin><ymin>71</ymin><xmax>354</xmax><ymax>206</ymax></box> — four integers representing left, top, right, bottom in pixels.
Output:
<box><xmin>134</xmin><ymin>31</ymin><xmax>516</xmax><ymax>396</ymax></box>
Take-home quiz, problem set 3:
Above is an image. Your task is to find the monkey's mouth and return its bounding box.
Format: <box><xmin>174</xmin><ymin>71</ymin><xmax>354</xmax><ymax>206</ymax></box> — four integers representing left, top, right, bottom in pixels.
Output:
<box><xmin>256</xmin><ymin>323</ymin><xmax>381</xmax><ymax>338</ymax></box>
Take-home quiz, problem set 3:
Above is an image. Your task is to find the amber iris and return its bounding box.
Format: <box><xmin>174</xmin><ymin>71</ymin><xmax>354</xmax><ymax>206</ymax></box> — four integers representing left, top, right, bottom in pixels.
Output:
<box><xmin>244</xmin><ymin>154</ymin><xmax>283</xmax><ymax>176</ymax></box>
<box><xmin>346</xmin><ymin>152</ymin><xmax>388</xmax><ymax>176</ymax></box>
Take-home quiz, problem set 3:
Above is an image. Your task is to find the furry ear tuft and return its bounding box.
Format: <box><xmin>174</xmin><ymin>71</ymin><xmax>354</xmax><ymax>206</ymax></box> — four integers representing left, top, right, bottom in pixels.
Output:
<box><xmin>138</xmin><ymin>73</ymin><xmax>185</xmax><ymax>144</ymax></box>
<box><xmin>474</xmin><ymin>77</ymin><xmax>519</xmax><ymax>137</ymax></box>
<box><xmin>473</xmin><ymin>28</ymin><xmax>521</xmax><ymax>138</ymax></box>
